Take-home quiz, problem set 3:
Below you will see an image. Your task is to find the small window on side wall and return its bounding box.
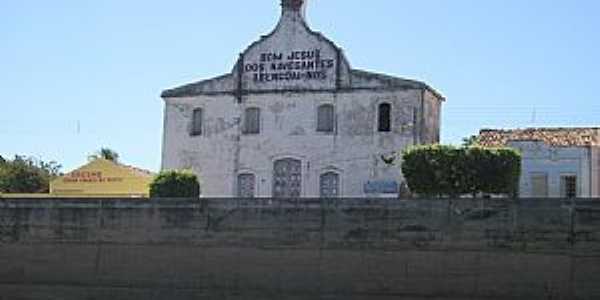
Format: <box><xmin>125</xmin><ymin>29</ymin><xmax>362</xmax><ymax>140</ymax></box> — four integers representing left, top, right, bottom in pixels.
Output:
<box><xmin>378</xmin><ymin>103</ymin><xmax>391</xmax><ymax>132</ymax></box>
<box><xmin>317</xmin><ymin>104</ymin><xmax>335</xmax><ymax>133</ymax></box>
<box><xmin>243</xmin><ymin>107</ymin><xmax>260</xmax><ymax>135</ymax></box>
<box><xmin>191</xmin><ymin>108</ymin><xmax>203</xmax><ymax>136</ymax></box>
<box><xmin>561</xmin><ymin>175</ymin><xmax>577</xmax><ymax>199</ymax></box>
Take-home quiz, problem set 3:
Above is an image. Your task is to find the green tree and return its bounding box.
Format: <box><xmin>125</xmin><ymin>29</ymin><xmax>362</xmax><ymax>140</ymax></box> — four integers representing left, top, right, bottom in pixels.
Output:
<box><xmin>479</xmin><ymin>148</ymin><xmax>521</xmax><ymax>197</ymax></box>
<box><xmin>150</xmin><ymin>170</ymin><xmax>200</xmax><ymax>198</ymax></box>
<box><xmin>402</xmin><ymin>145</ymin><xmax>468</xmax><ymax>197</ymax></box>
<box><xmin>0</xmin><ymin>155</ymin><xmax>62</xmax><ymax>193</ymax></box>
<box><xmin>89</xmin><ymin>148</ymin><xmax>120</xmax><ymax>162</ymax></box>
<box><xmin>401</xmin><ymin>145</ymin><xmax>521</xmax><ymax>198</ymax></box>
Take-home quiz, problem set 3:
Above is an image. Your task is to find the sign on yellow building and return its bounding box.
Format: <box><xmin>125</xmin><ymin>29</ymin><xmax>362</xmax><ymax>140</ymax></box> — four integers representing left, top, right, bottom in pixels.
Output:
<box><xmin>50</xmin><ymin>159</ymin><xmax>155</xmax><ymax>197</ymax></box>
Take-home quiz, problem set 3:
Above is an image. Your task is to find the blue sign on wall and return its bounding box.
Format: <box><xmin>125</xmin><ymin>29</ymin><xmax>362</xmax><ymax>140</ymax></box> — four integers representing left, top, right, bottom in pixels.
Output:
<box><xmin>364</xmin><ymin>180</ymin><xmax>399</xmax><ymax>194</ymax></box>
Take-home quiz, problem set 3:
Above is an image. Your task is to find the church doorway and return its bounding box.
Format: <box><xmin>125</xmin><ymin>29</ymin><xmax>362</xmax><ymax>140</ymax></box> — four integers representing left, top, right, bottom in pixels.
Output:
<box><xmin>273</xmin><ymin>158</ymin><xmax>302</xmax><ymax>198</ymax></box>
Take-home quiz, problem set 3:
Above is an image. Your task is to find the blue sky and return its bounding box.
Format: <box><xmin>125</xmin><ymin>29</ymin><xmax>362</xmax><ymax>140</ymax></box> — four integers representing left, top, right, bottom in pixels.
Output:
<box><xmin>1</xmin><ymin>0</ymin><xmax>599</xmax><ymax>172</ymax></box>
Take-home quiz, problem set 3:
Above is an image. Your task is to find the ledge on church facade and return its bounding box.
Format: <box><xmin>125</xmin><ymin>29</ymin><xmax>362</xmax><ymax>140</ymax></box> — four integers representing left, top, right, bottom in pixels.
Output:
<box><xmin>349</xmin><ymin>69</ymin><xmax>445</xmax><ymax>101</ymax></box>
<box><xmin>161</xmin><ymin>68</ymin><xmax>444</xmax><ymax>100</ymax></box>
<box><xmin>161</xmin><ymin>74</ymin><xmax>235</xmax><ymax>98</ymax></box>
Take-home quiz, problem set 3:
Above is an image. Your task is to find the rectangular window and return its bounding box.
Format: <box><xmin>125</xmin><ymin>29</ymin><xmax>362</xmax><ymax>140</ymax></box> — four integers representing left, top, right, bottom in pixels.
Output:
<box><xmin>378</xmin><ymin>103</ymin><xmax>391</xmax><ymax>132</ymax></box>
<box><xmin>317</xmin><ymin>104</ymin><xmax>335</xmax><ymax>133</ymax></box>
<box><xmin>561</xmin><ymin>175</ymin><xmax>577</xmax><ymax>198</ymax></box>
<box><xmin>243</xmin><ymin>108</ymin><xmax>260</xmax><ymax>134</ymax></box>
<box><xmin>530</xmin><ymin>173</ymin><xmax>548</xmax><ymax>198</ymax></box>
<box><xmin>191</xmin><ymin>108</ymin><xmax>203</xmax><ymax>136</ymax></box>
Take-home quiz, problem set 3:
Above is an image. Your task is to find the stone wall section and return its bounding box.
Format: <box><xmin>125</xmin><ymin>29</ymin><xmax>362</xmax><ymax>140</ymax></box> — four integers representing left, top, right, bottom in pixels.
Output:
<box><xmin>422</xmin><ymin>89</ymin><xmax>442</xmax><ymax>144</ymax></box>
<box><xmin>0</xmin><ymin>198</ymin><xmax>599</xmax><ymax>299</ymax></box>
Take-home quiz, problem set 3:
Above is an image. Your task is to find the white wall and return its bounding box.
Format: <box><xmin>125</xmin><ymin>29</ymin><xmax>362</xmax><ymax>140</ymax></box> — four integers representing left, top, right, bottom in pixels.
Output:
<box><xmin>593</xmin><ymin>146</ymin><xmax>600</xmax><ymax>197</ymax></box>
<box><xmin>510</xmin><ymin>141</ymin><xmax>594</xmax><ymax>198</ymax></box>
<box><xmin>161</xmin><ymin>94</ymin><xmax>240</xmax><ymax>196</ymax></box>
<box><xmin>162</xmin><ymin>89</ymin><xmax>429</xmax><ymax>197</ymax></box>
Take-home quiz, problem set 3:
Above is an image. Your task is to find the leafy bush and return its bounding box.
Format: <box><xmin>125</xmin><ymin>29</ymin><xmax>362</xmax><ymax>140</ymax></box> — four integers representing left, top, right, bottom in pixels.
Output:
<box><xmin>149</xmin><ymin>170</ymin><xmax>200</xmax><ymax>198</ymax></box>
<box><xmin>401</xmin><ymin>145</ymin><xmax>521</xmax><ymax>198</ymax></box>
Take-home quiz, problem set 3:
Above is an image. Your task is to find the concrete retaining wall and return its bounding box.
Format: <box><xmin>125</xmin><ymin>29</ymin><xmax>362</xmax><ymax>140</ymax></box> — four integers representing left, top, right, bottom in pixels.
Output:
<box><xmin>0</xmin><ymin>198</ymin><xmax>599</xmax><ymax>299</ymax></box>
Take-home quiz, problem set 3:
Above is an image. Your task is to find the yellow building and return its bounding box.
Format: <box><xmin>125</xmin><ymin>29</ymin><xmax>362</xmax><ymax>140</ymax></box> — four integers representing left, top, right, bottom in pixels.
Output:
<box><xmin>50</xmin><ymin>158</ymin><xmax>155</xmax><ymax>197</ymax></box>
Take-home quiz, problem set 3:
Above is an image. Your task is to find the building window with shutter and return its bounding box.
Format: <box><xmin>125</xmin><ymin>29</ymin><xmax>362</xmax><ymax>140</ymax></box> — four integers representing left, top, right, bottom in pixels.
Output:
<box><xmin>191</xmin><ymin>108</ymin><xmax>203</xmax><ymax>136</ymax></box>
<box><xmin>317</xmin><ymin>104</ymin><xmax>335</xmax><ymax>133</ymax></box>
<box><xmin>243</xmin><ymin>107</ymin><xmax>260</xmax><ymax>134</ymax></box>
<box><xmin>561</xmin><ymin>175</ymin><xmax>577</xmax><ymax>198</ymax></box>
<box><xmin>378</xmin><ymin>103</ymin><xmax>391</xmax><ymax>132</ymax></box>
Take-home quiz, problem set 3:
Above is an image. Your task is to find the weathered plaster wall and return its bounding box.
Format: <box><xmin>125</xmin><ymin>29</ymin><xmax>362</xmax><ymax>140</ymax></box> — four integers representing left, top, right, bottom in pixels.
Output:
<box><xmin>162</xmin><ymin>95</ymin><xmax>240</xmax><ymax>196</ymax></box>
<box><xmin>163</xmin><ymin>89</ymin><xmax>424</xmax><ymax>197</ymax></box>
<box><xmin>0</xmin><ymin>198</ymin><xmax>599</xmax><ymax>300</ymax></box>
<box><xmin>422</xmin><ymin>89</ymin><xmax>441</xmax><ymax>144</ymax></box>
<box><xmin>510</xmin><ymin>141</ymin><xmax>595</xmax><ymax>197</ymax></box>
<box><xmin>592</xmin><ymin>146</ymin><xmax>600</xmax><ymax>196</ymax></box>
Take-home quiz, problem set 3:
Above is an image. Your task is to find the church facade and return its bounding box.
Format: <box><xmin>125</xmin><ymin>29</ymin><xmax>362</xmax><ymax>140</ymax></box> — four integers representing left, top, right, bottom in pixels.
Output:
<box><xmin>160</xmin><ymin>0</ymin><xmax>444</xmax><ymax>197</ymax></box>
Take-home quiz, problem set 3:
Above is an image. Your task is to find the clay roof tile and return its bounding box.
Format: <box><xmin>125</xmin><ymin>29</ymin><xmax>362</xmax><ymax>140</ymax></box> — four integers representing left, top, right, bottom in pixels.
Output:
<box><xmin>478</xmin><ymin>127</ymin><xmax>600</xmax><ymax>148</ymax></box>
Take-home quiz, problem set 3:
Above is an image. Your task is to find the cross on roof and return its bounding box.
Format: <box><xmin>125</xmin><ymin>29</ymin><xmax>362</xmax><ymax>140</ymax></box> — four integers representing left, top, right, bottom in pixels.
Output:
<box><xmin>281</xmin><ymin>0</ymin><xmax>305</xmax><ymax>11</ymax></box>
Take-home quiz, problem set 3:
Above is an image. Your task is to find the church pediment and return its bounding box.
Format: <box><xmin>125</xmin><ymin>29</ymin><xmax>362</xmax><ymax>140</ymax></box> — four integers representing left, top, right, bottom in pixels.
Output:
<box><xmin>236</xmin><ymin>0</ymin><xmax>350</xmax><ymax>92</ymax></box>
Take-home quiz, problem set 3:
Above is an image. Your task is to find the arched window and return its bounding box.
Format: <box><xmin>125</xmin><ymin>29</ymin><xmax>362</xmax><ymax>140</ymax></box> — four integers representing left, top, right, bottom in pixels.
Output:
<box><xmin>320</xmin><ymin>172</ymin><xmax>340</xmax><ymax>197</ymax></box>
<box><xmin>191</xmin><ymin>108</ymin><xmax>203</xmax><ymax>136</ymax></box>
<box><xmin>237</xmin><ymin>173</ymin><xmax>256</xmax><ymax>198</ymax></box>
<box><xmin>243</xmin><ymin>107</ymin><xmax>260</xmax><ymax>134</ymax></box>
<box><xmin>317</xmin><ymin>104</ymin><xmax>335</xmax><ymax>133</ymax></box>
<box><xmin>378</xmin><ymin>103</ymin><xmax>391</xmax><ymax>132</ymax></box>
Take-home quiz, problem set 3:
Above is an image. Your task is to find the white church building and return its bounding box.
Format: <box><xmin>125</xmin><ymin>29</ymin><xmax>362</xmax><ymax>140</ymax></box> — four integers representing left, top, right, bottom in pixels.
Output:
<box><xmin>160</xmin><ymin>0</ymin><xmax>444</xmax><ymax>197</ymax></box>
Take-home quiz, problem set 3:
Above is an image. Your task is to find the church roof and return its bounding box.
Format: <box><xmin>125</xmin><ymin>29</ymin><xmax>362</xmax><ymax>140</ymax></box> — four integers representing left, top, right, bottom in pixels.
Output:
<box><xmin>118</xmin><ymin>163</ymin><xmax>156</xmax><ymax>177</ymax></box>
<box><xmin>478</xmin><ymin>127</ymin><xmax>600</xmax><ymax>148</ymax></box>
<box><xmin>349</xmin><ymin>69</ymin><xmax>444</xmax><ymax>100</ymax></box>
<box><xmin>161</xmin><ymin>74</ymin><xmax>234</xmax><ymax>98</ymax></box>
<box><xmin>161</xmin><ymin>69</ymin><xmax>444</xmax><ymax>99</ymax></box>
